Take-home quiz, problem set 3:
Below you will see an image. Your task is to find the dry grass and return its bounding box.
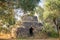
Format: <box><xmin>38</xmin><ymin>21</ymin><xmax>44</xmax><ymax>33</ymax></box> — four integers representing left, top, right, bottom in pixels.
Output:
<box><xmin>0</xmin><ymin>32</ymin><xmax>11</xmax><ymax>39</ymax></box>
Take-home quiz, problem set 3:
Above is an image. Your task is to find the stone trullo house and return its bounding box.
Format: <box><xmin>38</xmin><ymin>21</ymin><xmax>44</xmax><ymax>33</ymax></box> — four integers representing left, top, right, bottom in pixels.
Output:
<box><xmin>16</xmin><ymin>15</ymin><xmax>43</xmax><ymax>38</ymax></box>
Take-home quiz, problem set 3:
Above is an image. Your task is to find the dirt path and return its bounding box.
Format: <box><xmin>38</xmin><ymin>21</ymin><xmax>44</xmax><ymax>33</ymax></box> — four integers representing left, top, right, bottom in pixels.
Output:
<box><xmin>0</xmin><ymin>33</ymin><xmax>11</xmax><ymax>39</ymax></box>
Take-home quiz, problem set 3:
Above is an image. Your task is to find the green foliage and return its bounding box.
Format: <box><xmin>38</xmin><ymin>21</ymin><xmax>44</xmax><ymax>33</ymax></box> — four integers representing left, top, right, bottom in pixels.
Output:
<box><xmin>42</xmin><ymin>22</ymin><xmax>59</xmax><ymax>38</ymax></box>
<box><xmin>0</xmin><ymin>12</ymin><xmax>15</xmax><ymax>25</ymax></box>
<box><xmin>0</xmin><ymin>26</ymin><xmax>2</xmax><ymax>32</ymax></box>
<box><xmin>43</xmin><ymin>23</ymin><xmax>55</xmax><ymax>32</ymax></box>
<box><xmin>0</xmin><ymin>1</ymin><xmax>16</xmax><ymax>25</ymax></box>
<box><xmin>28</xmin><ymin>6</ymin><xmax>44</xmax><ymax>17</ymax></box>
<box><xmin>0</xmin><ymin>0</ymin><xmax>6</xmax><ymax>2</ymax></box>
<box><xmin>43</xmin><ymin>0</ymin><xmax>60</xmax><ymax>34</ymax></box>
<box><xmin>18</xmin><ymin>0</ymin><xmax>40</xmax><ymax>13</ymax></box>
<box><xmin>0</xmin><ymin>26</ymin><xmax>10</xmax><ymax>33</ymax></box>
<box><xmin>43</xmin><ymin>0</ymin><xmax>60</xmax><ymax>20</ymax></box>
<box><xmin>8</xmin><ymin>17</ymin><xmax>15</xmax><ymax>25</ymax></box>
<box><xmin>29</xmin><ymin>11</ymin><xmax>35</xmax><ymax>16</ymax></box>
<box><xmin>48</xmin><ymin>31</ymin><xmax>59</xmax><ymax>38</ymax></box>
<box><xmin>35</xmin><ymin>6</ymin><xmax>44</xmax><ymax>20</ymax></box>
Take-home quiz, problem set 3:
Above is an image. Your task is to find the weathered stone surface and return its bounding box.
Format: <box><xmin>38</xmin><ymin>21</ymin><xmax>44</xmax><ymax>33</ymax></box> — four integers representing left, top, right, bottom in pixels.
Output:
<box><xmin>16</xmin><ymin>15</ymin><xmax>43</xmax><ymax>38</ymax></box>
<box><xmin>21</xmin><ymin>15</ymin><xmax>38</xmax><ymax>22</ymax></box>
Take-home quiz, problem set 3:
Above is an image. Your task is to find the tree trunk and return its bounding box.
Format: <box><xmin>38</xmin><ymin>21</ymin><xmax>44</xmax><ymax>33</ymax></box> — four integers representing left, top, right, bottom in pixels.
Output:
<box><xmin>53</xmin><ymin>18</ymin><xmax>59</xmax><ymax>36</ymax></box>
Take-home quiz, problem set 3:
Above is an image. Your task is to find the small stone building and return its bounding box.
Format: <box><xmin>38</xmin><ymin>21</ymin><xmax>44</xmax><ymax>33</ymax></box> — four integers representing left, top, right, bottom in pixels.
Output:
<box><xmin>16</xmin><ymin>15</ymin><xmax>43</xmax><ymax>38</ymax></box>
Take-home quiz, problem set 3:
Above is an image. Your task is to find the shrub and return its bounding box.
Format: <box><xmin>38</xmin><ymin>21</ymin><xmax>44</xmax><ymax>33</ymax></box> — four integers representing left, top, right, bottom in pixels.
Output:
<box><xmin>47</xmin><ymin>31</ymin><xmax>59</xmax><ymax>38</ymax></box>
<box><xmin>0</xmin><ymin>26</ymin><xmax>10</xmax><ymax>33</ymax></box>
<box><xmin>42</xmin><ymin>22</ymin><xmax>59</xmax><ymax>38</ymax></box>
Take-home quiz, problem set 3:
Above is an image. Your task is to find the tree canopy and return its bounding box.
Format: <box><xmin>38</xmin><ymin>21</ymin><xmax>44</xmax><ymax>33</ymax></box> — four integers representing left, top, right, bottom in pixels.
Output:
<box><xmin>18</xmin><ymin>0</ymin><xmax>40</xmax><ymax>13</ymax></box>
<box><xmin>43</xmin><ymin>0</ymin><xmax>60</xmax><ymax>20</ymax></box>
<box><xmin>0</xmin><ymin>0</ymin><xmax>15</xmax><ymax>25</ymax></box>
<box><xmin>43</xmin><ymin>0</ymin><xmax>60</xmax><ymax>34</ymax></box>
